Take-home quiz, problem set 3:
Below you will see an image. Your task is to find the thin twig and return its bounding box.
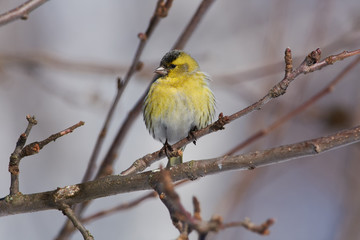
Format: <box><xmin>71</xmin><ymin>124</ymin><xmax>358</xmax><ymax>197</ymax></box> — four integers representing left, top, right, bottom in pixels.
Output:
<box><xmin>226</xmin><ymin>55</ymin><xmax>360</xmax><ymax>155</ymax></box>
<box><xmin>81</xmin><ymin>179</ymin><xmax>188</xmax><ymax>224</ymax></box>
<box><xmin>121</xmin><ymin>48</ymin><xmax>360</xmax><ymax>175</ymax></box>
<box><xmin>2</xmin><ymin>27</ymin><xmax>358</xmax><ymax>82</ymax></box>
<box><xmin>172</xmin><ymin>0</ymin><xmax>215</xmax><ymax>50</ymax></box>
<box><xmin>0</xmin><ymin>0</ymin><xmax>49</xmax><ymax>27</ymax></box>
<box><xmin>19</xmin><ymin>121</ymin><xmax>85</xmax><ymax>158</ymax></box>
<box><xmin>222</xmin><ymin>218</ymin><xmax>275</xmax><ymax>235</ymax></box>
<box><xmin>1</xmin><ymin>52</ymin><xmax>126</xmax><ymax>75</ymax></box>
<box><xmin>1</xmin><ymin>124</ymin><xmax>360</xmax><ymax>216</ymax></box>
<box><xmin>8</xmin><ymin>115</ymin><xmax>37</xmax><ymax>195</ymax></box>
<box><xmin>61</xmin><ymin>204</ymin><xmax>94</xmax><ymax>240</ymax></box>
<box><xmin>8</xmin><ymin>119</ymin><xmax>84</xmax><ymax>196</ymax></box>
<box><xmin>82</xmin><ymin>192</ymin><xmax>157</xmax><ymax>224</ymax></box>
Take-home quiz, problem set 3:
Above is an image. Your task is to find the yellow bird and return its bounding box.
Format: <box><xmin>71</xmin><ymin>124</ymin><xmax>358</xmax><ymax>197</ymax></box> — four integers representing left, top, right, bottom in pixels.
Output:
<box><xmin>143</xmin><ymin>50</ymin><xmax>215</xmax><ymax>167</ymax></box>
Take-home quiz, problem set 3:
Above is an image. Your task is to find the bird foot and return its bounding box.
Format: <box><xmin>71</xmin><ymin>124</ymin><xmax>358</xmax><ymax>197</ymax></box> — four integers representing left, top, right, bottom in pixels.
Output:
<box><xmin>187</xmin><ymin>127</ymin><xmax>198</xmax><ymax>145</ymax></box>
<box><xmin>163</xmin><ymin>141</ymin><xmax>182</xmax><ymax>158</ymax></box>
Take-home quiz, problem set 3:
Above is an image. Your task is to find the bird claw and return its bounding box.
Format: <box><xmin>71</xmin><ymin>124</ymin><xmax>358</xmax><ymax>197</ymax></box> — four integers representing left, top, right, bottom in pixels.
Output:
<box><xmin>163</xmin><ymin>140</ymin><xmax>182</xmax><ymax>158</ymax></box>
<box><xmin>163</xmin><ymin>140</ymin><xmax>173</xmax><ymax>158</ymax></box>
<box><xmin>187</xmin><ymin>127</ymin><xmax>198</xmax><ymax>145</ymax></box>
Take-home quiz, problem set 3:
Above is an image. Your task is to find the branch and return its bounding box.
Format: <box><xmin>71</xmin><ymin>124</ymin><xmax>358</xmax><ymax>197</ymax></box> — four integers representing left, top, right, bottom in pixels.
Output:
<box><xmin>226</xmin><ymin>54</ymin><xmax>360</xmax><ymax>155</ymax></box>
<box><xmin>0</xmin><ymin>0</ymin><xmax>49</xmax><ymax>27</ymax></box>
<box><xmin>8</xmin><ymin>115</ymin><xmax>37</xmax><ymax>195</ymax></box>
<box><xmin>151</xmin><ymin>169</ymin><xmax>274</xmax><ymax>238</ymax></box>
<box><xmin>150</xmin><ymin>168</ymin><xmax>194</xmax><ymax>233</ymax></box>
<box><xmin>0</xmin><ymin>52</ymin><xmax>127</xmax><ymax>75</ymax></box>
<box><xmin>8</xmin><ymin>118</ymin><xmax>84</xmax><ymax>196</ymax></box>
<box><xmin>121</xmin><ymin>48</ymin><xmax>360</xmax><ymax>175</ymax></box>
<box><xmin>61</xmin><ymin>204</ymin><xmax>94</xmax><ymax>240</ymax></box>
<box><xmin>1</xmin><ymin>124</ymin><xmax>359</xmax><ymax>216</ymax></box>
<box><xmin>57</xmin><ymin>181</ymin><xmax>188</xmax><ymax>237</ymax></box>
<box><xmin>20</xmin><ymin>120</ymin><xmax>85</xmax><ymax>158</ymax></box>
<box><xmin>172</xmin><ymin>0</ymin><xmax>215</xmax><ymax>50</ymax></box>
<box><xmin>222</xmin><ymin>218</ymin><xmax>275</xmax><ymax>235</ymax></box>
<box><xmin>81</xmin><ymin>180</ymin><xmax>188</xmax><ymax>224</ymax></box>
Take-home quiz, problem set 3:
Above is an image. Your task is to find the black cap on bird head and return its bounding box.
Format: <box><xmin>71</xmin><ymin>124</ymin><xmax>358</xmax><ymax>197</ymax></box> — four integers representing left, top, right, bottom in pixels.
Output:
<box><xmin>161</xmin><ymin>50</ymin><xmax>183</xmax><ymax>65</ymax></box>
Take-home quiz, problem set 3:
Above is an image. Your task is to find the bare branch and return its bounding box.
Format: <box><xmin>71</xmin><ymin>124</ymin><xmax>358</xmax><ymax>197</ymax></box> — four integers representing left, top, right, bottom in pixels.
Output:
<box><xmin>226</xmin><ymin>55</ymin><xmax>360</xmax><ymax>155</ymax></box>
<box><xmin>61</xmin><ymin>204</ymin><xmax>94</xmax><ymax>240</ymax></box>
<box><xmin>172</xmin><ymin>0</ymin><xmax>215</xmax><ymax>50</ymax></box>
<box><xmin>0</xmin><ymin>52</ymin><xmax>126</xmax><ymax>75</ymax></box>
<box><xmin>8</xmin><ymin>118</ymin><xmax>84</xmax><ymax>196</ymax></box>
<box><xmin>1</xmin><ymin>124</ymin><xmax>359</xmax><ymax>216</ymax></box>
<box><xmin>151</xmin><ymin>169</ymin><xmax>275</xmax><ymax>238</ymax></box>
<box><xmin>0</xmin><ymin>0</ymin><xmax>49</xmax><ymax>27</ymax></box>
<box><xmin>222</xmin><ymin>218</ymin><xmax>275</xmax><ymax>235</ymax></box>
<box><xmin>81</xmin><ymin>180</ymin><xmax>187</xmax><ymax>224</ymax></box>
<box><xmin>8</xmin><ymin>115</ymin><xmax>37</xmax><ymax>195</ymax></box>
<box><xmin>19</xmin><ymin>121</ymin><xmax>85</xmax><ymax>158</ymax></box>
<box><xmin>150</xmin><ymin>168</ymin><xmax>194</xmax><ymax>233</ymax></box>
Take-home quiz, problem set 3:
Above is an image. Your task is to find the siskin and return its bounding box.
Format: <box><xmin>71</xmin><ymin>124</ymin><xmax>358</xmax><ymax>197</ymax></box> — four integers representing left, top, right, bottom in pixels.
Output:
<box><xmin>143</xmin><ymin>50</ymin><xmax>215</xmax><ymax>167</ymax></box>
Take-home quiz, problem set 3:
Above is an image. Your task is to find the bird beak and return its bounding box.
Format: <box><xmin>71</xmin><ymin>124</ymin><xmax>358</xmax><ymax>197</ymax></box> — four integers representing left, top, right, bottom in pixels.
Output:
<box><xmin>154</xmin><ymin>66</ymin><xmax>168</xmax><ymax>76</ymax></box>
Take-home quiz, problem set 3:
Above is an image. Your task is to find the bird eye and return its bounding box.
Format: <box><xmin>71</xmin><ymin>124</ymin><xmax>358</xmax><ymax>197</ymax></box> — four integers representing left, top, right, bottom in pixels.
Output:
<box><xmin>169</xmin><ymin>64</ymin><xmax>176</xmax><ymax>69</ymax></box>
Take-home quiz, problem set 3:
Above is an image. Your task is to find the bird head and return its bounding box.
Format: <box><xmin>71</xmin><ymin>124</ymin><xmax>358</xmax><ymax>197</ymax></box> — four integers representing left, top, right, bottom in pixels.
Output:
<box><xmin>155</xmin><ymin>50</ymin><xmax>200</xmax><ymax>78</ymax></box>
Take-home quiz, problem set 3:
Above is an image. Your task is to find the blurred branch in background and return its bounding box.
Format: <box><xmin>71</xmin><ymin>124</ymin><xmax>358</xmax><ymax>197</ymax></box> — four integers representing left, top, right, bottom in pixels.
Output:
<box><xmin>1</xmin><ymin>28</ymin><xmax>360</xmax><ymax>85</ymax></box>
<box><xmin>0</xmin><ymin>0</ymin><xmax>49</xmax><ymax>27</ymax></box>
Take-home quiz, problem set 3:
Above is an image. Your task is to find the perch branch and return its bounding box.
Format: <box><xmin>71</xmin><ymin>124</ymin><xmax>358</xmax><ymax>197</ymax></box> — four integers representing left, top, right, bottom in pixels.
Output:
<box><xmin>1</xmin><ymin>124</ymin><xmax>360</xmax><ymax>216</ymax></box>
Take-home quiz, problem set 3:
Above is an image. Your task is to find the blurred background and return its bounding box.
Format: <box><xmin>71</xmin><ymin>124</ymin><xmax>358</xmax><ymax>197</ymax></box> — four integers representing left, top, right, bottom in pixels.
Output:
<box><xmin>1</xmin><ymin>0</ymin><xmax>360</xmax><ymax>239</ymax></box>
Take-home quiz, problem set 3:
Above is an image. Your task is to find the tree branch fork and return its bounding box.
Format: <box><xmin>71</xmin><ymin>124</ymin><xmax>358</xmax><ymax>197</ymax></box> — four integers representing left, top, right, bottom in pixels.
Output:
<box><xmin>1</xmin><ymin>123</ymin><xmax>360</xmax><ymax>217</ymax></box>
